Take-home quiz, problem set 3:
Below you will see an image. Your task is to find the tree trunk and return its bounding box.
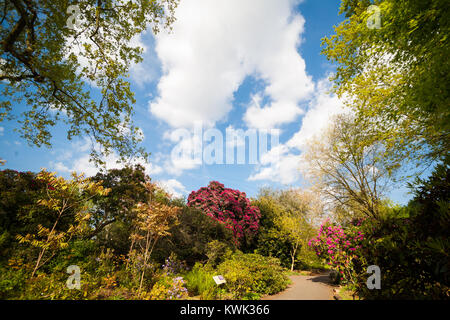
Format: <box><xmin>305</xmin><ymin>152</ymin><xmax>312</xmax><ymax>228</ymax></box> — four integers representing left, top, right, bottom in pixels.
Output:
<box><xmin>31</xmin><ymin>207</ymin><xmax>64</xmax><ymax>278</ymax></box>
<box><xmin>31</xmin><ymin>248</ymin><xmax>46</xmax><ymax>278</ymax></box>
<box><xmin>290</xmin><ymin>241</ymin><xmax>299</xmax><ymax>272</ymax></box>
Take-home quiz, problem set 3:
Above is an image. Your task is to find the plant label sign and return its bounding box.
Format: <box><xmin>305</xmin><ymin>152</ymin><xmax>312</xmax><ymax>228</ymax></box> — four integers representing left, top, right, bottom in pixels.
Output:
<box><xmin>213</xmin><ymin>275</ymin><xmax>226</xmax><ymax>285</ymax></box>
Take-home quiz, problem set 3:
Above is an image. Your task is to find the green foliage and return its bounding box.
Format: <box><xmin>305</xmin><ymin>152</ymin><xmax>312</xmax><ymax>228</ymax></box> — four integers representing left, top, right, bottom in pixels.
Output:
<box><xmin>185</xmin><ymin>253</ymin><xmax>289</xmax><ymax>300</ymax></box>
<box><xmin>323</xmin><ymin>0</ymin><xmax>450</xmax><ymax>163</ymax></box>
<box><xmin>357</xmin><ymin>163</ymin><xmax>450</xmax><ymax>299</ymax></box>
<box><xmin>89</xmin><ymin>165</ymin><xmax>151</xmax><ymax>254</ymax></box>
<box><xmin>205</xmin><ymin>240</ymin><xmax>233</xmax><ymax>268</ymax></box>
<box><xmin>312</xmin><ymin>163</ymin><xmax>450</xmax><ymax>299</ymax></box>
<box><xmin>254</xmin><ymin>228</ymin><xmax>293</xmax><ymax>269</ymax></box>
<box><xmin>0</xmin><ymin>169</ymin><xmax>45</xmax><ymax>260</ymax></box>
<box><xmin>16</xmin><ymin>169</ymin><xmax>109</xmax><ymax>277</ymax></box>
<box><xmin>154</xmin><ymin>206</ymin><xmax>235</xmax><ymax>266</ymax></box>
<box><xmin>253</xmin><ymin>188</ymin><xmax>321</xmax><ymax>270</ymax></box>
<box><xmin>217</xmin><ymin>252</ymin><xmax>289</xmax><ymax>299</ymax></box>
<box><xmin>0</xmin><ymin>0</ymin><xmax>179</xmax><ymax>163</ymax></box>
<box><xmin>0</xmin><ymin>260</ymin><xmax>28</xmax><ymax>299</ymax></box>
<box><xmin>183</xmin><ymin>263</ymin><xmax>218</xmax><ymax>299</ymax></box>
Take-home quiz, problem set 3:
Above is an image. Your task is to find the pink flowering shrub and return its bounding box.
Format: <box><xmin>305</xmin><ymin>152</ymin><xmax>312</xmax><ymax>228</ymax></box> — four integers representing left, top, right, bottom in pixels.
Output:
<box><xmin>308</xmin><ymin>219</ymin><xmax>367</xmax><ymax>285</ymax></box>
<box><xmin>187</xmin><ymin>181</ymin><xmax>260</xmax><ymax>246</ymax></box>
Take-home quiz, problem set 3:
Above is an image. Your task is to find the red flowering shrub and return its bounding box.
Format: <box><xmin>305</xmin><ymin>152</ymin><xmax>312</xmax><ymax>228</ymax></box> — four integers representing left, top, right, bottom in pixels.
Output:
<box><xmin>187</xmin><ymin>181</ymin><xmax>260</xmax><ymax>245</ymax></box>
<box><xmin>308</xmin><ymin>219</ymin><xmax>366</xmax><ymax>286</ymax></box>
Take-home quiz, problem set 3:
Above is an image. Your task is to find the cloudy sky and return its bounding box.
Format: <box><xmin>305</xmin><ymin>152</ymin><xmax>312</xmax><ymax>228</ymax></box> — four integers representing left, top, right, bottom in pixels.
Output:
<box><xmin>0</xmin><ymin>0</ymin><xmax>411</xmax><ymax>202</ymax></box>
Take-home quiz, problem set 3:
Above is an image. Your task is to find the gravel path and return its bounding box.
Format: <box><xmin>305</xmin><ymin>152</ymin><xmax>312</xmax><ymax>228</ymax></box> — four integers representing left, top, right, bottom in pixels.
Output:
<box><xmin>262</xmin><ymin>273</ymin><xmax>334</xmax><ymax>300</ymax></box>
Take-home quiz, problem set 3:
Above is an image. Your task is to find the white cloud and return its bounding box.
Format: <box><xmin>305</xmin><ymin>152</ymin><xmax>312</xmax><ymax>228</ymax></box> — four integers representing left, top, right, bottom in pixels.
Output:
<box><xmin>248</xmin><ymin>144</ymin><xmax>302</xmax><ymax>184</ymax></box>
<box><xmin>157</xmin><ymin>179</ymin><xmax>187</xmax><ymax>198</ymax></box>
<box><xmin>149</xmin><ymin>0</ymin><xmax>313</xmax><ymax>129</ymax></box>
<box><xmin>163</xmin><ymin>129</ymin><xmax>203</xmax><ymax>175</ymax></box>
<box><xmin>248</xmin><ymin>77</ymin><xmax>348</xmax><ymax>184</ymax></box>
<box><xmin>0</xmin><ymin>127</ymin><xmax>4</xmax><ymax>136</ymax></box>
<box><xmin>53</xmin><ymin>161</ymin><xmax>71</xmax><ymax>174</ymax></box>
<box><xmin>287</xmin><ymin>77</ymin><xmax>346</xmax><ymax>150</ymax></box>
<box><xmin>129</xmin><ymin>32</ymin><xmax>161</xmax><ymax>86</ymax></box>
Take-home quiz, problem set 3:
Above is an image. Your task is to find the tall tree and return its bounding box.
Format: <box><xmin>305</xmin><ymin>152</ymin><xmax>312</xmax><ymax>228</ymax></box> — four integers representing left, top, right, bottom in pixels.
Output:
<box><xmin>0</xmin><ymin>0</ymin><xmax>178</xmax><ymax>163</ymax></box>
<box><xmin>16</xmin><ymin>169</ymin><xmax>109</xmax><ymax>277</ymax></box>
<box><xmin>322</xmin><ymin>0</ymin><xmax>450</xmax><ymax>163</ymax></box>
<box><xmin>276</xmin><ymin>191</ymin><xmax>320</xmax><ymax>272</ymax></box>
<box><xmin>87</xmin><ymin>164</ymin><xmax>150</xmax><ymax>252</ymax></box>
<box><xmin>128</xmin><ymin>182</ymin><xmax>180</xmax><ymax>293</ymax></box>
<box><xmin>302</xmin><ymin>113</ymin><xmax>400</xmax><ymax>220</ymax></box>
<box><xmin>253</xmin><ymin>188</ymin><xmax>321</xmax><ymax>271</ymax></box>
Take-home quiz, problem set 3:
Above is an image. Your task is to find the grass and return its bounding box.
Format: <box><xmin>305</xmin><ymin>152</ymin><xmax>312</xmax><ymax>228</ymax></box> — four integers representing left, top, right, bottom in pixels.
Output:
<box><xmin>336</xmin><ymin>285</ymin><xmax>362</xmax><ymax>300</ymax></box>
<box><xmin>183</xmin><ymin>264</ymin><xmax>218</xmax><ymax>299</ymax></box>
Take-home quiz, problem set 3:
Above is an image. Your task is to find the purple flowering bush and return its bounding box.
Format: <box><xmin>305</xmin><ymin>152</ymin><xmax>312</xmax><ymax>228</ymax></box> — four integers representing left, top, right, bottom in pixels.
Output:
<box><xmin>308</xmin><ymin>219</ymin><xmax>367</xmax><ymax>286</ymax></box>
<box><xmin>187</xmin><ymin>181</ymin><xmax>261</xmax><ymax>246</ymax></box>
<box><xmin>162</xmin><ymin>253</ymin><xmax>187</xmax><ymax>276</ymax></box>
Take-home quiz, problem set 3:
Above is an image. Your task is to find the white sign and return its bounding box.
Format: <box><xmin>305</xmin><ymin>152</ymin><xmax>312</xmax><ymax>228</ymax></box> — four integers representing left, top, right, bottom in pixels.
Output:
<box><xmin>213</xmin><ymin>275</ymin><xmax>226</xmax><ymax>285</ymax></box>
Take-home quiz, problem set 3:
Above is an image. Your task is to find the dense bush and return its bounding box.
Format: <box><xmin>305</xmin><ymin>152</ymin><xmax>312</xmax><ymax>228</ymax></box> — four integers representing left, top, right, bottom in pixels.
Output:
<box><xmin>183</xmin><ymin>263</ymin><xmax>219</xmax><ymax>299</ymax></box>
<box><xmin>217</xmin><ymin>252</ymin><xmax>289</xmax><ymax>299</ymax></box>
<box><xmin>309</xmin><ymin>163</ymin><xmax>450</xmax><ymax>299</ymax></box>
<box><xmin>0</xmin><ymin>170</ymin><xmax>46</xmax><ymax>261</ymax></box>
<box><xmin>358</xmin><ymin>219</ymin><xmax>448</xmax><ymax>299</ymax></box>
<box><xmin>205</xmin><ymin>240</ymin><xmax>233</xmax><ymax>268</ymax></box>
<box><xmin>153</xmin><ymin>206</ymin><xmax>235</xmax><ymax>266</ymax></box>
<box><xmin>187</xmin><ymin>181</ymin><xmax>260</xmax><ymax>246</ymax></box>
<box><xmin>0</xmin><ymin>260</ymin><xmax>28</xmax><ymax>299</ymax></box>
<box><xmin>308</xmin><ymin>219</ymin><xmax>366</xmax><ymax>286</ymax></box>
<box><xmin>357</xmin><ymin>164</ymin><xmax>450</xmax><ymax>299</ymax></box>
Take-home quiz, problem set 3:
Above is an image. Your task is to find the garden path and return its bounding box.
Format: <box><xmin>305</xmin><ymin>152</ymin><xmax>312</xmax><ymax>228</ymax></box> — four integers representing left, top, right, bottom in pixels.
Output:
<box><xmin>262</xmin><ymin>272</ymin><xmax>334</xmax><ymax>300</ymax></box>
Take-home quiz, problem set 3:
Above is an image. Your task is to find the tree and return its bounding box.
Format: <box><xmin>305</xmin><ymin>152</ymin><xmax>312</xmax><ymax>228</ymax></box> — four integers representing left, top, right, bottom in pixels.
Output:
<box><xmin>0</xmin><ymin>169</ymin><xmax>44</xmax><ymax>260</ymax></box>
<box><xmin>187</xmin><ymin>181</ymin><xmax>260</xmax><ymax>247</ymax></box>
<box><xmin>0</xmin><ymin>0</ymin><xmax>178</xmax><ymax>163</ymax></box>
<box><xmin>154</xmin><ymin>205</ymin><xmax>235</xmax><ymax>267</ymax></box>
<box><xmin>276</xmin><ymin>197</ymin><xmax>318</xmax><ymax>272</ymax></box>
<box><xmin>128</xmin><ymin>182</ymin><xmax>181</xmax><ymax>293</ymax></box>
<box><xmin>322</xmin><ymin>0</ymin><xmax>450</xmax><ymax>164</ymax></box>
<box><xmin>353</xmin><ymin>163</ymin><xmax>450</xmax><ymax>299</ymax></box>
<box><xmin>88</xmin><ymin>165</ymin><xmax>150</xmax><ymax>253</ymax></box>
<box><xmin>16</xmin><ymin>169</ymin><xmax>109</xmax><ymax>277</ymax></box>
<box><xmin>253</xmin><ymin>188</ymin><xmax>321</xmax><ymax>271</ymax></box>
<box><xmin>302</xmin><ymin>113</ymin><xmax>400</xmax><ymax>220</ymax></box>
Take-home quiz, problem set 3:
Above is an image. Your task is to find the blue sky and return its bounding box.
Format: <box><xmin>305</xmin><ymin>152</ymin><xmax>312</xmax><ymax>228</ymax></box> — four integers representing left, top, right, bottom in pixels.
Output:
<box><xmin>0</xmin><ymin>0</ymin><xmax>414</xmax><ymax>203</ymax></box>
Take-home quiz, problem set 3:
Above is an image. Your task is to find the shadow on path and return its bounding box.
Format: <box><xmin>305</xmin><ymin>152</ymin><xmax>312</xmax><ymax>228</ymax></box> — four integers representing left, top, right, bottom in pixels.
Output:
<box><xmin>262</xmin><ymin>273</ymin><xmax>334</xmax><ymax>300</ymax></box>
<box><xmin>308</xmin><ymin>274</ymin><xmax>333</xmax><ymax>285</ymax></box>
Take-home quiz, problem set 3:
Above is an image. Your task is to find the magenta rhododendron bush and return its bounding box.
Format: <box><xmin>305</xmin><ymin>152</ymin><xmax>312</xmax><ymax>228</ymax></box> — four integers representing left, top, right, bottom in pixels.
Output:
<box><xmin>187</xmin><ymin>181</ymin><xmax>260</xmax><ymax>245</ymax></box>
<box><xmin>308</xmin><ymin>219</ymin><xmax>366</xmax><ymax>285</ymax></box>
